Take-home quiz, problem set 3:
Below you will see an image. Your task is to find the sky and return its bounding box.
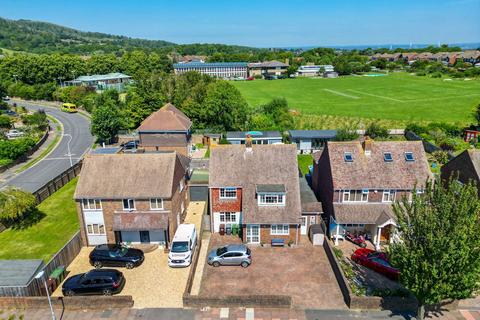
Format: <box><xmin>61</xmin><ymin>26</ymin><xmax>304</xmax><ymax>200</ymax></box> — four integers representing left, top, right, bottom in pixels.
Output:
<box><xmin>1</xmin><ymin>0</ymin><xmax>479</xmax><ymax>47</ymax></box>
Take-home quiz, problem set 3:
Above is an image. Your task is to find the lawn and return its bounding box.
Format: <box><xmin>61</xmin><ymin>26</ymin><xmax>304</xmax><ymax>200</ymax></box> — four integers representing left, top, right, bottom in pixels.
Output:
<box><xmin>297</xmin><ymin>154</ymin><xmax>313</xmax><ymax>176</ymax></box>
<box><xmin>0</xmin><ymin>177</ymin><xmax>79</xmax><ymax>262</ymax></box>
<box><xmin>233</xmin><ymin>72</ymin><xmax>480</xmax><ymax>127</ymax></box>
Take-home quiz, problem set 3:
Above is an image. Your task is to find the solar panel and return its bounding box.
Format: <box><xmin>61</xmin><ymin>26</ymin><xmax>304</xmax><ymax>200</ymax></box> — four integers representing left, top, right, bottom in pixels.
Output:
<box><xmin>384</xmin><ymin>152</ymin><xmax>393</xmax><ymax>162</ymax></box>
<box><xmin>344</xmin><ymin>152</ymin><xmax>353</xmax><ymax>162</ymax></box>
<box><xmin>405</xmin><ymin>152</ymin><xmax>415</xmax><ymax>161</ymax></box>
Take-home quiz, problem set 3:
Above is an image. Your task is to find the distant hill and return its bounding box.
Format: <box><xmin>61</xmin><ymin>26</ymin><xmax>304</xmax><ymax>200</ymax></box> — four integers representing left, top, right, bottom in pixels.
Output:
<box><xmin>0</xmin><ymin>17</ymin><xmax>260</xmax><ymax>56</ymax></box>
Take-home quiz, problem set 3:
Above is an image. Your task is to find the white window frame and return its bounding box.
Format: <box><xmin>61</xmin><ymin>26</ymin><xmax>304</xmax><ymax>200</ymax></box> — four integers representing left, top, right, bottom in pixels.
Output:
<box><xmin>343</xmin><ymin>190</ymin><xmax>368</xmax><ymax>202</ymax></box>
<box><xmin>220</xmin><ymin>187</ymin><xmax>237</xmax><ymax>199</ymax></box>
<box><xmin>270</xmin><ymin>224</ymin><xmax>289</xmax><ymax>235</ymax></box>
<box><xmin>258</xmin><ymin>193</ymin><xmax>286</xmax><ymax>206</ymax></box>
<box><xmin>150</xmin><ymin>198</ymin><xmax>164</xmax><ymax>211</ymax></box>
<box><xmin>123</xmin><ymin>199</ymin><xmax>135</xmax><ymax>211</ymax></box>
<box><xmin>82</xmin><ymin>199</ymin><xmax>102</xmax><ymax>211</ymax></box>
<box><xmin>219</xmin><ymin>212</ymin><xmax>237</xmax><ymax>223</ymax></box>
<box><xmin>382</xmin><ymin>190</ymin><xmax>396</xmax><ymax>202</ymax></box>
<box><xmin>86</xmin><ymin>223</ymin><xmax>106</xmax><ymax>235</ymax></box>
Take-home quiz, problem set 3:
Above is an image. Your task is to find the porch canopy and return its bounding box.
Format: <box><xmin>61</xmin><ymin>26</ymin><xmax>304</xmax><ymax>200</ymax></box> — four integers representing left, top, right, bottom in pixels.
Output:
<box><xmin>113</xmin><ymin>212</ymin><xmax>169</xmax><ymax>231</ymax></box>
<box><xmin>333</xmin><ymin>203</ymin><xmax>396</xmax><ymax>225</ymax></box>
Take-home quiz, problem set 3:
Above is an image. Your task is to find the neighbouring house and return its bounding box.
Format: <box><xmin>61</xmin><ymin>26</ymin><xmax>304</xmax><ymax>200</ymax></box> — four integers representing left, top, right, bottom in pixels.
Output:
<box><xmin>63</xmin><ymin>73</ymin><xmax>132</xmax><ymax>92</ymax></box>
<box><xmin>288</xmin><ymin>130</ymin><xmax>337</xmax><ymax>154</ymax></box>
<box><xmin>441</xmin><ymin>149</ymin><xmax>480</xmax><ymax>195</ymax></box>
<box><xmin>296</xmin><ymin>65</ymin><xmax>335</xmax><ymax>77</ymax></box>
<box><xmin>209</xmin><ymin>143</ymin><xmax>304</xmax><ymax>245</ymax></box>
<box><xmin>402</xmin><ymin>52</ymin><xmax>418</xmax><ymax>63</ymax></box>
<box><xmin>74</xmin><ymin>153</ymin><xmax>190</xmax><ymax>247</ymax></box>
<box><xmin>226</xmin><ymin>131</ymin><xmax>282</xmax><ymax>145</ymax></box>
<box><xmin>464</xmin><ymin>129</ymin><xmax>480</xmax><ymax>142</ymax></box>
<box><xmin>137</xmin><ymin>103</ymin><xmax>192</xmax><ymax>156</ymax></box>
<box><xmin>416</xmin><ymin>52</ymin><xmax>433</xmax><ymax>61</ymax></box>
<box><xmin>173</xmin><ymin>61</ymin><xmax>248</xmax><ymax>79</ymax></box>
<box><xmin>312</xmin><ymin>139</ymin><xmax>433</xmax><ymax>249</ymax></box>
<box><xmin>458</xmin><ymin>50</ymin><xmax>480</xmax><ymax>65</ymax></box>
<box><xmin>203</xmin><ymin>133</ymin><xmax>222</xmax><ymax>147</ymax></box>
<box><xmin>247</xmin><ymin>60</ymin><xmax>289</xmax><ymax>78</ymax></box>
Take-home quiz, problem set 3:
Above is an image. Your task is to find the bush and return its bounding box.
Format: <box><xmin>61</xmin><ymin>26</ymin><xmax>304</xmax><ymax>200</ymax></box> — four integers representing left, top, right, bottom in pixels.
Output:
<box><xmin>0</xmin><ymin>137</ymin><xmax>36</xmax><ymax>161</ymax></box>
<box><xmin>0</xmin><ymin>115</ymin><xmax>12</xmax><ymax>129</ymax></box>
<box><xmin>430</xmin><ymin>72</ymin><xmax>442</xmax><ymax>78</ymax></box>
<box><xmin>365</xmin><ymin>122</ymin><xmax>389</xmax><ymax>139</ymax></box>
<box><xmin>0</xmin><ymin>187</ymin><xmax>37</xmax><ymax>225</ymax></box>
<box><xmin>431</xmin><ymin>151</ymin><xmax>449</xmax><ymax>165</ymax></box>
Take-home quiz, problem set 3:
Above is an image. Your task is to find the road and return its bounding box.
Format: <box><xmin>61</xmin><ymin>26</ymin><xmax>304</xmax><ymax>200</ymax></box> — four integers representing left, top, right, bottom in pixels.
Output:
<box><xmin>1</xmin><ymin>100</ymin><xmax>94</xmax><ymax>192</ymax></box>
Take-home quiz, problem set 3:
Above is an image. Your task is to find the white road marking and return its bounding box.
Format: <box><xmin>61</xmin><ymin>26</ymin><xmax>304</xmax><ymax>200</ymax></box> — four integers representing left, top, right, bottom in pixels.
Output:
<box><xmin>43</xmin><ymin>157</ymin><xmax>82</xmax><ymax>161</ymax></box>
<box><xmin>347</xmin><ymin>89</ymin><xmax>404</xmax><ymax>102</ymax></box>
<box><xmin>246</xmin><ymin>308</ymin><xmax>254</xmax><ymax>320</ymax></box>
<box><xmin>220</xmin><ymin>308</ymin><xmax>229</xmax><ymax>319</ymax></box>
<box><xmin>405</xmin><ymin>93</ymin><xmax>480</xmax><ymax>102</ymax></box>
<box><xmin>323</xmin><ymin>89</ymin><xmax>360</xmax><ymax>99</ymax></box>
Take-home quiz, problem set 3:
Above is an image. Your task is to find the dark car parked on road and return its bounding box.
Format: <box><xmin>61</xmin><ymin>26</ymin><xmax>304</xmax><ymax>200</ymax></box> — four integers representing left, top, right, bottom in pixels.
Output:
<box><xmin>62</xmin><ymin>269</ymin><xmax>125</xmax><ymax>296</ymax></box>
<box><xmin>89</xmin><ymin>244</ymin><xmax>144</xmax><ymax>269</ymax></box>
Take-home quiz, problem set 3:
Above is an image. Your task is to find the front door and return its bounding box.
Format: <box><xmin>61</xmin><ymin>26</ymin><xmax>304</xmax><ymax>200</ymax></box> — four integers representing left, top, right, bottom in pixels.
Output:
<box><xmin>300</xmin><ymin>216</ymin><xmax>308</xmax><ymax>235</ymax></box>
<box><xmin>246</xmin><ymin>225</ymin><xmax>260</xmax><ymax>244</ymax></box>
<box><xmin>139</xmin><ymin>231</ymin><xmax>150</xmax><ymax>243</ymax></box>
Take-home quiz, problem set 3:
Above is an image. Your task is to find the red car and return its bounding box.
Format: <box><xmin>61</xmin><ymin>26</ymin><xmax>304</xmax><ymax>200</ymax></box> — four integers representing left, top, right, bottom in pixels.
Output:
<box><xmin>351</xmin><ymin>248</ymin><xmax>400</xmax><ymax>281</ymax></box>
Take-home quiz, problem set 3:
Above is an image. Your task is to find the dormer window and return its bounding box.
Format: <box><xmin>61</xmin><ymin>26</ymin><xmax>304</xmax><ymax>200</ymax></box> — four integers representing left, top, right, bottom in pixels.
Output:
<box><xmin>256</xmin><ymin>184</ymin><xmax>286</xmax><ymax>206</ymax></box>
<box><xmin>344</xmin><ymin>152</ymin><xmax>353</xmax><ymax>162</ymax></box>
<box><xmin>383</xmin><ymin>152</ymin><xmax>393</xmax><ymax>162</ymax></box>
<box><xmin>405</xmin><ymin>152</ymin><xmax>414</xmax><ymax>161</ymax></box>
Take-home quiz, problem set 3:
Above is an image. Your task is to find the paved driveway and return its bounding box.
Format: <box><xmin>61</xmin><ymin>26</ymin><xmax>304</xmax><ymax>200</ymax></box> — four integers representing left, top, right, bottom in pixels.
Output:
<box><xmin>199</xmin><ymin>235</ymin><xmax>347</xmax><ymax>309</ymax></box>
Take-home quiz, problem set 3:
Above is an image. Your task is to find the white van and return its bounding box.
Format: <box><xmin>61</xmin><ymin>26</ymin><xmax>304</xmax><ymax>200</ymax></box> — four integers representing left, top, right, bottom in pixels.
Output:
<box><xmin>168</xmin><ymin>224</ymin><xmax>197</xmax><ymax>267</ymax></box>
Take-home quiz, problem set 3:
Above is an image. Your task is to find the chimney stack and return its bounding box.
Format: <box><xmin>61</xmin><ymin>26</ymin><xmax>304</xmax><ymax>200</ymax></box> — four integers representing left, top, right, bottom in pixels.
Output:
<box><xmin>363</xmin><ymin>136</ymin><xmax>373</xmax><ymax>156</ymax></box>
<box><xmin>245</xmin><ymin>134</ymin><xmax>253</xmax><ymax>152</ymax></box>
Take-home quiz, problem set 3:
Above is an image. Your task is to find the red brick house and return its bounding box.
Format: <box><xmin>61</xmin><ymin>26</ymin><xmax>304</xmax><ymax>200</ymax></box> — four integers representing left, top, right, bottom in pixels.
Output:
<box><xmin>74</xmin><ymin>152</ymin><xmax>190</xmax><ymax>247</ymax></box>
<box><xmin>313</xmin><ymin>139</ymin><xmax>433</xmax><ymax>249</ymax></box>
<box><xmin>209</xmin><ymin>143</ymin><xmax>305</xmax><ymax>246</ymax></box>
<box><xmin>137</xmin><ymin>103</ymin><xmax>192</xmax><ymax>156</ymax></box>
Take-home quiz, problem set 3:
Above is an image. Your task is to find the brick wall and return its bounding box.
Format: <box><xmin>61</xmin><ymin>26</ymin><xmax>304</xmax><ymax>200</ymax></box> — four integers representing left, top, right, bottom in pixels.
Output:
<box><xmin>211</xmin><ymin>188</ymin><xmax>242</xmax><ymax>212</ymax></box>
<box><xmin>241</xmin><ymin>224</ymin><xmax>299</xmax><ymax>245</ymax></box>
<box><xmin>0</xmin><ymin>296</ymin><xmax>134</xmax><ymax>310</ymax></box>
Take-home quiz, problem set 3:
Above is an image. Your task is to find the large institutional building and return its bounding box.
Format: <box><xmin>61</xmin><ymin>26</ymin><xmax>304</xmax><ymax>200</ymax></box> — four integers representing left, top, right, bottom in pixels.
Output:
<box><xmin>173</xmin><ymin>62</ymin><xmax>248</xmax><ymax>79</ymax></box>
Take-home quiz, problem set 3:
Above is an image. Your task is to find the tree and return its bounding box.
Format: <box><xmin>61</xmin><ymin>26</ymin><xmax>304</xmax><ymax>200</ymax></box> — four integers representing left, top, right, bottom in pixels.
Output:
<box><xmin>0</xmin><ymin>188</ymin><xmax>37</xmax><ymax>224</ymax></box>
<box><xmin>474</xmin><ymin>103</ymin><xmax>480</xmax><ymax>126</ymax></box>
<box><xmin>335</xmin><ymin>121</ymin><xmax>359</xmax><ymax>141</ymax></box>
<box><xmin>0</xmin><ymin>115</ymin><xmax>12</xmax><ymax>129</ymax></box>
<box><xmin>365</xmin><ymin>122</ymin><xmax>389</xmax><ymax>139</ymax></box>
<box><xmin>91</xmin><ymin>104</ymin><xmax>123</xmax><ymax>143</ymax></box>
<box><xmin>390</xmin><ymin>180</ymin><xmax>480</xmax><ymax>319</ymax></box>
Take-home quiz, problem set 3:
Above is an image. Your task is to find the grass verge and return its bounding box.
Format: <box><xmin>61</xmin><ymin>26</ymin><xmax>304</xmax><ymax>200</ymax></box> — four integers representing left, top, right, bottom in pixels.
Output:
<box><xmin>297</xmin><ymin>154</ymin><xmax>313</xmax><ymax>176</ymax></box>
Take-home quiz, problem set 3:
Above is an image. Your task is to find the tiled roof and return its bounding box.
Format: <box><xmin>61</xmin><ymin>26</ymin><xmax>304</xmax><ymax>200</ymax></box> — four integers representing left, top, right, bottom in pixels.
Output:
<box><xmin>209</xmin><ymin>145</ymin><xmax>301</xmax><ymax>224</ymax></box>
<box><xmin>441</xmin><ymin>149</ymin><xmax>480</xmax><ymax>184</ymax></box>
<box><xmin>333</xmin><ymin>203</ymin><xmax>394</xmax><ymax>224</ymax></box>
<box><xmin>74</xmin><ymin>153</ymin><xmax>188</xmax><ymax>199</ymax></box>
<box><xmin>299</xmin><ymin>178</ymin><xmax>323</xmax><ymax>213</ymax></box>
<box><xmin>247</xmin><ymin>60</ymin><xmax>289</xmax><ymax>68</ymax></box>
<box><xmin>323</xmin><ymin>140</ymin><xmax>433</xmax><ymax>190</ymax></box>
<box><xmin>137</xmin><ymin>103</ymin><xmax>192</xmax><ymax>132</ymax></box>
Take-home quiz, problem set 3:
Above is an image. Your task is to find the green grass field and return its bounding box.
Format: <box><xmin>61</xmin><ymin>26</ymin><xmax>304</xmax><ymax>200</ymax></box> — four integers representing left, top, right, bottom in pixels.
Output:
<box><xmin>0</xmin><ymin>178</ymin><xmax>79</xmax><ymax>262</ymax></box>
<box><xmin>233</xmin><ymin>73</ymin><xmax>480</xmax><ymax>127</ymax></box>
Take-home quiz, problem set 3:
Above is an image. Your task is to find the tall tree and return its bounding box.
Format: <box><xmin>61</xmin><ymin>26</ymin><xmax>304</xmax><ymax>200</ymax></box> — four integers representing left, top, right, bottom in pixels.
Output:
<box><xmin>0</xmin><ymin>188</ymin><xmax>37</xmax><ymax>224</ymax></box>
<box><xmin>390</xmin><ymin>180</ymin><xmax>480</xmax><ymax>319</ymax></box>
<box><xmin>91</xmin><ymin>101</ymin><xmax>123</xmax><ymax>143</ymax></box>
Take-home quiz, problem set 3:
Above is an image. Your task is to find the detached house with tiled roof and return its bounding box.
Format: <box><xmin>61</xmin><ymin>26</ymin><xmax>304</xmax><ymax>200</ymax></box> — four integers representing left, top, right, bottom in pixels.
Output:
<box><xmin>441</xmin><ymin>149</ymin><xmax>480</xmax><ymax>196</ymax></box>
<box><xmin>313</xmin><ymin>138</ymin><xmax>433</xmax><ymax>249</ymax></box>
<box><xmin>137</xmin><ymin>103</ymin><xmax>192</xmax><ymax>156</ymax></box>
<box><xmin>74</xmin><ymin>153</ymin><xmax>190</xmax><ymax>247</ymax></box>
<box><xmin>209</xmin><ymin>143</ymin><xmax>318</xmax><ymax>246</ymax></box>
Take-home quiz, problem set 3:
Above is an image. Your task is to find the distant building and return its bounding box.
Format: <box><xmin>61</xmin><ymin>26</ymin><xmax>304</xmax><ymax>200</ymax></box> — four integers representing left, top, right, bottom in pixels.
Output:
<box><xmin>226</xmin><ymin>131</ymin><xmax>282</xmax><ymax>145</ymax></box>
<box><xmin>247</xmin><ymin>60</ymin><xmax>289</xmax><ymax>78</ymax></box>
<box><xmin>173</xmin><ymin>62</ymin><xmax>248</xmax><ymax>79</ymax></box>
<box><xmin>296</xmin><ymin>65</ymin><xmax>335</xmax><ymax>77</ymax></box>
<box><xmin>288</xmin><ymin>130</ymin><xmax>337</xmax><ymax>154</ymax></box>
<box><xmin>63</xmin><ymin>73</ymin><xmax>132</xmax><ymax>92</ymax></box>
<box><xmin>458</xmin><ymin>50</ymin><xmax>480</xmax><ymax>64</ymax></box>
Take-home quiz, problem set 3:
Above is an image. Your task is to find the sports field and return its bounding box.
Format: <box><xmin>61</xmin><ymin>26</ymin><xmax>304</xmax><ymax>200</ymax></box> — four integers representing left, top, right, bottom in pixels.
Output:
<box><xmin>233</xmin><ymin>73</ymin><xmax>480</xmax><ymax>125</ymax></box>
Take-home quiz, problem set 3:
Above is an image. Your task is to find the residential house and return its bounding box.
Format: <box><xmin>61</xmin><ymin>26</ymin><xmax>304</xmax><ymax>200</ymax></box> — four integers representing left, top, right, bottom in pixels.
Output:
<box><xmin>441</xmin><ymin>149</ymin><xmax>480</xmax><ymax>195</ymax></box>
<box><xmin>248</xmin><ymin>60</ymin><xmax>289</xmax><ymax>78</ymax></box>
<box><xmin>458</xmin><ymin>50</ymin><xmax>480</xmax><ymax>65</ymax></box>
<box><xmin>74</xmin><ymin>153</ymin><xmax>190</xmax><ymax>247</ymax></box>
<box><xmin>288</xmin><ymin>130</ymin><xmax>337</xmax><ymax>154</ymax></box>
<box><xmin>202</xmin><ymin>133</ymin><xmax>222</xmax><ymax>147</ymax></box>
<box><xmin>173</xmin><ymin>62</ymin><xmax>248</xmax><ymax>79</ymax></box>
<box><xmin>402</xmin><ymin>52</ymin><xmax>418</xmax><ymax>63</ymax></box>
<box><xmin>226</xmin><ymin>131</ymin><xmax>282</xmax><ymax>145</ymax></box>
<box><xmin>137</xmin><ymin>103</ymin><xmax>192</xmax><ymax>156</ymax></box>
<box><xmin>63</xmin><ymin>73</ymin><xmax>132</xmax><ymax>92</ymax></box>
<box><xmin>416</xmin><ymin>52</ymin><xmax>434</xmax><ymax>61</ymax></box>
<box><xmin>312</xmin><ymin>139</ymin><xmax>433</xmax><ymax>249</ymax></box>
<box><xmin>209</xmin><ymin>144</ymin><xmax>304</xmax><ymax>245</ymax></box>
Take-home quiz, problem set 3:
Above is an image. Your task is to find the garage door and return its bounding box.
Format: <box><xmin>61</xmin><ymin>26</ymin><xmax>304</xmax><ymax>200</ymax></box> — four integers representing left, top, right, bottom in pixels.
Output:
<box><xmin>190</xmin><ymin>186</ymin><xmax>208</xmax><ymax>201</ymax></box>
<box><xmin>121</xmin><ymin>230</ymin><xmax>166</xmax><ymax>244</ymax></box>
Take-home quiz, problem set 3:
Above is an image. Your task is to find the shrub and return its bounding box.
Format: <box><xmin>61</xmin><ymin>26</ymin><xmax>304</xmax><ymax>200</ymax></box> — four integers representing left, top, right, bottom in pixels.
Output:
<box><xmin>365</xmin><ymin>122</ymin><xmax>389</xmax><ymax>139</ymax></box>
<box><xmin>431</xmin><ymin>151</ymin><xmax>449</xmax><ymax>165</ymax></box>
<box><xmin>0</xmin><ymin>187</ymin><xmax>37</xmax><ymax>225</ymax></box>
<box><xmin>0</xmin><ymin>137</ymin><xmax>36</xmax><ymax>161</ymax></box>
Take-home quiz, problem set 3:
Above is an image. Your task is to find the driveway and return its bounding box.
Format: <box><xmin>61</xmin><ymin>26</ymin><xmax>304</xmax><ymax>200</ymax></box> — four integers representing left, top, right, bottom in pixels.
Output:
<box><xmin>1</xmin><ymin>100</ymin><xmax>94</xmax><ymax>192</ymax></box>
<box><xmin>198</xmin><ymin>235</ymin><xmax>347</xmax><ymax>309</ymax></box>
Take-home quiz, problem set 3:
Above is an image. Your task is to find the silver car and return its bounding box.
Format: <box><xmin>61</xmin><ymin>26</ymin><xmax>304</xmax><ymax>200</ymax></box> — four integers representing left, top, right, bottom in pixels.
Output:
<box><xmin>207</xmin><ymin>244</ymin><xmax>251</xmax><ymax>268</ymax></box>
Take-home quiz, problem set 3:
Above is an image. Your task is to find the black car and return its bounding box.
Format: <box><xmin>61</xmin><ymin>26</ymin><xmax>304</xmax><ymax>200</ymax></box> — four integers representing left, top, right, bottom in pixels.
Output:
<box><xmin>62</xmin><ymin>269</ymin><xmax>125</xmax><ymax>296</ymax></box>
<box><xmin>89</xmin><ymin>244</ymin><xmax>144</xmax><ymax>269</ymax></box>
<box><xmin>122</xmin><ymin>140</ymin><xmax>139</xmax><ymax>149</ymax></box>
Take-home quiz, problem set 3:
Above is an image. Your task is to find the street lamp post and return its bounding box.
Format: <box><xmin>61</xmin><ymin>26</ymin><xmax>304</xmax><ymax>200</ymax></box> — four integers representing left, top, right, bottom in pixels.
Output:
<box><xmin>63</xmin><ymin>134</ymin><xmax>73</xmax><ymax>167</ymax></box>
<box><xmin>35</xmin><ymin>270</ymin><xmax>56</xmax><ymax>320</ymax></box>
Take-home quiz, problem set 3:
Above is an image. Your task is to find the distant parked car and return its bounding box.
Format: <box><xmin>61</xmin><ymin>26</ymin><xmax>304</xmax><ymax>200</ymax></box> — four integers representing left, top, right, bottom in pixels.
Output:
<box><xmin>3</xmin><ymin>110</ymin><xmax>17</xmax><ymax>116</ymax></box>
<box><xmin>6</xmin><ymin>129</ymin><xmax>24</xmax><ymax>139</ymax></box>
<box><xmin>2</xmin><ymin>96</ymin><xmax>10</xmax><ymax>101</ymax></box>
<box><xmin>351</xmin><ymin>248</ymin><xmax>400</xmax><ymax>281</ymax></box>
<box><xmin>121</xmin><ymin>140</ymin><xmax>139</xmax><ymax>152</ymax></box>
<box><xmin>207</xmin><ymin>244</ymin><xmax>251</xmax><ymax>268</ymax></box>
<box><xmin>89</xmin><ymin>244</ymin><xmax>144</xmax><ymax>269</ymax></box>
<box><xmin>246</xmin><ymin>76</ymin><xmax>254</xmax><ymax>81</ymax></box>
<box><xmin>62</xmin><ymin>269</ymin><xmax>125</xmax><ymax>296</ymax></box>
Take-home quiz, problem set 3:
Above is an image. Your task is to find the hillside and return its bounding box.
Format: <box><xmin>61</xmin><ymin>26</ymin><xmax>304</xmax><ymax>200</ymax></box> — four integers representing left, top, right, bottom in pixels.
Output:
<box><xmin>0</xmin><ymin>17</ymin><xmax>259</xmax><ymax>55</ymax></box>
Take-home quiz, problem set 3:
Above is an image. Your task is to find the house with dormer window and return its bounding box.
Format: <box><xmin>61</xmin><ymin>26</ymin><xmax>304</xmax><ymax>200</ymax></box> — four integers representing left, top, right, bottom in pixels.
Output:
<box><xmin>209</xmin><ymin>143</ymin><xmax>305</xmax><ymax>246</ymax></box>
<box><xmin>312</xmin><ymin>138</ymin><xmax>433</xmax><ymax>249</ymax></box>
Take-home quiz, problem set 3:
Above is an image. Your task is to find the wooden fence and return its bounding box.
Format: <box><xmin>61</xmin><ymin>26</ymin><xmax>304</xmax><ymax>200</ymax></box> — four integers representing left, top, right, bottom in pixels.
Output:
<box><xmin>33</xmin><ymin>160</ymin><xmax>82</xmax><ymax>203</ymax></box>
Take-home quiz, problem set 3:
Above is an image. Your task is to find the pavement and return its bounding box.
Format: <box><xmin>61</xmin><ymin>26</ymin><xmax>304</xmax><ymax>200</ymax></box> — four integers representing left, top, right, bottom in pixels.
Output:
<box><xmin>0</xmin><ymin>100</ymin><xmax>94</xmax><ymax>192</ymax></box>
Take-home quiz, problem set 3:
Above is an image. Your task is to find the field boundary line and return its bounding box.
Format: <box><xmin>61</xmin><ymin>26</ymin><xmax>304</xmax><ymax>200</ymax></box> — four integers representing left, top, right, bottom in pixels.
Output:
<box><xmin>347</xmin><ymin>89</ymin><xmax>404</xmax><ymax>102</ymax></box>
<box><xmin>323</xmin><ymin>89</ymin><xmax>360</xmax><ymax>99</ymax></box>
<box><xmin>405</xmin><ymin>93</ymin><xmax>480</xmax><ymax>103</ymax></box>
